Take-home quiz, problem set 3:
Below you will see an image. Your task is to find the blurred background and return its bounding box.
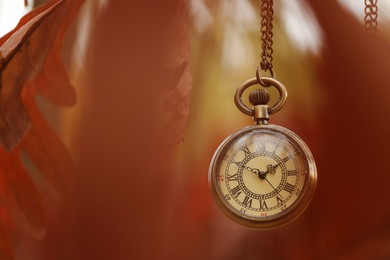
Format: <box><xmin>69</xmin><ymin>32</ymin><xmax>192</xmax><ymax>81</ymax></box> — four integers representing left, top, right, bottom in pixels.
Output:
<box><xmin>1</xmin><ymin>0</ymin><xmax>390</xmax><ymax>259</ymax></box>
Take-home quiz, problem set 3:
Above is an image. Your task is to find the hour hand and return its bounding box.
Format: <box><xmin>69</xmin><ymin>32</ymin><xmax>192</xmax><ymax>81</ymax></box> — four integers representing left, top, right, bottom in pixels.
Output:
<box><xmin>232</xmin><ymin>161</ymin><xmax>259</xmax><ymax>174</ymax></box>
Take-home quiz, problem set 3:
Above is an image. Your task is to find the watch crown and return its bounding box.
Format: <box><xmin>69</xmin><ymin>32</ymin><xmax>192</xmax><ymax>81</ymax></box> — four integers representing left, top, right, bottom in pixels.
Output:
<box><xmin>249</xmin><ymin>89</ymin><xmax>270</xmax><ymax>106</ymax></box>
<box><xmin>249</xmin><ymin>89</ymin><xmax>270</xmax><ymax>125</ymax></box>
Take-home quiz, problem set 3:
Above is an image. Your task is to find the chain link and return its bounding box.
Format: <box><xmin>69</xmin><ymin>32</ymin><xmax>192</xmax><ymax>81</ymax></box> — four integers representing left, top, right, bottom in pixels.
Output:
<box><xmin>259</xmin><ymin>0</ymin><xmax>274</xmax><ymax>73</ymax></box>
<box><xmin>364</xmin><ymin>0</ymin><xmax>378</xmax><ymax>35</ymax></box>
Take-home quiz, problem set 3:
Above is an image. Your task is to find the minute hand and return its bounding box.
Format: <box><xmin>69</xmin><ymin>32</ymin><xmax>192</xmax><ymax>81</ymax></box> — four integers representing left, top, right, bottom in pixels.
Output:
<box><xmin>265</xmin><ymin>159</ymin><xmax>287</xmax><ymax>175</ymax></box>
<box><xmin>267</xmin><ymin>164</ymin><xmax>280</xmax><ymax>174</ymax></box>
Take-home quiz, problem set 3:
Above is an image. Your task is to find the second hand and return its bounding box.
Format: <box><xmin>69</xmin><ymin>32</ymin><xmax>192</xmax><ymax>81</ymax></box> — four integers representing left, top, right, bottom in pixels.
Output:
<box><xmin>264</xmin><ymin>176</ymin><xmax>277</xmax><ymax>191</ymax></box>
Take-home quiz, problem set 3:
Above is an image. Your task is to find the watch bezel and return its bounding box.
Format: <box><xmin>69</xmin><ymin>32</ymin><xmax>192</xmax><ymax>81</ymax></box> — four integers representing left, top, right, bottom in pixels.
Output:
<box><xmin>209</xmin><ymin>124</ymin><xmax>317</xmax><ymax>229</ymax></box>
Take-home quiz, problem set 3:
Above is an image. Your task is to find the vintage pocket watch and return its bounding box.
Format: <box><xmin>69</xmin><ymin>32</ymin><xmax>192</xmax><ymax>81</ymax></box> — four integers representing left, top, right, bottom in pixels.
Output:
<box><xmin>209</xmin><ymin>77</ymin><xmax>317</xmax><ymax>229</ymax></box>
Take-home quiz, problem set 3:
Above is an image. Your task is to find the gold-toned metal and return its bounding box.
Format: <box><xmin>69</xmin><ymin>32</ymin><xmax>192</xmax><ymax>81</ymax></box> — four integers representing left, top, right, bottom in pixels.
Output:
<box><xmin>234</xmin><ymin>77</ymin><xmax>287</xmax><ymax>117</ymax></box>
<box><xmin>209</xmin><ymin>124</ymin><xmax>317</xmax><ymax>229</ymax></box>
<box><xmin>253</xmin><ymin>105</ymin><xmax>269</xmax><ymax>124</ymax></box>
<box><xmin>209</xmin><ymin>0</ymin><xmax>317</xmax><ymax>230</ymax></box>
<box><xmin>259</xmin><ymin>0</ymin><xmax>274</xmax><ymax>77</ymax></box>
<box><xmin>249</xmin><ymin>89</ymin><xmax>270</xmax><ymax>106</ymax></box>
<box><xmin>364</xmin><ymin>0</ymin><xmax>378</xmax><ymax>35</ymax></box>
<box><xmin>256</xmin><ymin>66</ymin><xmax>275</xmax><ymax>87</ymax></box>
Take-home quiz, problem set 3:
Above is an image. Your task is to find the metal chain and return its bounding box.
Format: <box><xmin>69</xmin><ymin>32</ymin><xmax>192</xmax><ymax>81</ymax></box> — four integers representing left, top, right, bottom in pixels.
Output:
<box><xmin>259</xmin><ymin>0</ymin><xmax>274</xmax><ymax>73</ymax></box>
<box><xmin>364</xmin><ymin>0</ymin><xmax>378</xmax><ymax>35</ymax></box>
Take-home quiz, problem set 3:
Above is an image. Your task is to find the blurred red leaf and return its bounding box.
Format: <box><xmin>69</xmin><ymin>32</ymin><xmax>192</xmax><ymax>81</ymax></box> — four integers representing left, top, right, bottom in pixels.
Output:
<box><xmin>20</xmin><ymin>92</ymin><xmax>75</xmax><ymax>194</ymax></box>
<box><xmin>34</xmin><ymin>50</ymin><xmax>76</xmax><ymax>107</ymax></box>
<box><xmin>0</xmin><ymin>150</ymin><xmax>45</xmax><ymax>232</ymax></box>
<box><xmin>0</xmin><ymin>0</ymin><xmax>84</xmax><ymax>257</ymax></box>
<box><xmin>0</xmin><ymin>212</ymin><xmax>13</xmax><ymax>260</ymax></box>
<box><xmin>33</xmin><ymin>0</ymin><xmax>86</xmax><ymax>107</ymax></box>
<box><xmin>0</xmin><ymin>0</ymin><xmax>66</xmax><ymax>151</ymax></box>
<box><xmin>162</xmin><ymin>0</ymin><xmax>192</xmax><ymax>146</ymax></box>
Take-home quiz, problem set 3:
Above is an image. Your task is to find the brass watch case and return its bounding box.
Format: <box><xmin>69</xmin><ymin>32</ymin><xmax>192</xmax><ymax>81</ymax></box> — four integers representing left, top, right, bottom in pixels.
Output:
<box><xmin>209</xmin><ymin>124</ymin><xmax>317</xmax><ymax>229</ymax></box>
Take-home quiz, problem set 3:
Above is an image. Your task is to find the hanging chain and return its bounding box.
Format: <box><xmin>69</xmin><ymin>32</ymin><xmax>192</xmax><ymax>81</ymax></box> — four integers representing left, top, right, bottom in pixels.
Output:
<box><xmin>364</xmin><ymin>0</ymin><xmax>378</xmax><ymax>35</ymax></box>
<box><xmin>260</xmin><ymin>0</ymin><xmax>274</xmax><ymax>73</ymax></box>
<box><xmin>257</xmin><ymin>0</ymin><xmax>275</xmax><ymax>86</ymax></box>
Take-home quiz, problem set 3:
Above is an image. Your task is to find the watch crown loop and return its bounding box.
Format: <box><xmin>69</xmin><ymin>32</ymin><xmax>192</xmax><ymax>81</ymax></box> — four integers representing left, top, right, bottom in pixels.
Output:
<box><xmin>249</xmin><ymin>89</ymin><xmax>270</xmax><ymax>125</ymax></box>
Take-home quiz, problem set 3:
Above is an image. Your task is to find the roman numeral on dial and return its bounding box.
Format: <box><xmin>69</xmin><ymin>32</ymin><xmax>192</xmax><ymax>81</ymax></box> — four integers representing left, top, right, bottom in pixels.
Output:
<box><xmin>230</xmin><ymin>186</ymin><xmax>242</xmax><ymax>198</ymax></box>
<box><xmin>256</xmin><ymin>142</ymin><xmax>265</xmax><ymax>152</ymax></box>
<box><xmin>231</xmin><ymin>161</ymin><xmax>242</xmax><ymax>167</ymax></box>
<box><xmin>284</xmin><ymin>183</ymin><xmax>295</xmax><ymax>193</ymax></box>
<box><xmin>227</xmin><ymin>173</ymin><xmax>238</xmax><ymax>181</ymax></box>
<box><xmin>242</xmin><ymin>196</ymin><xmax>253</xmax><ymax>208</ymax></box>
<box><xmin>276</xmin><ymin>195</ymin><xmax>284</xmax><ymax>206</ymax></box>
<box><xmin>287</xmin><ymin>170</ymin><xmax>297</xmax><ymax>176</ymax></box>
<box><xmin>260</xmin><ymin>199</ymin><xmax>268</xmax><ymax>210</ymax></box>
<box><xmin>273</xmin><ymin>144</ymin><xmax>280</xmax><ymax>154</ymax></box>
<box><xmin>241</xmin><ymin>146</ymin><xmax>251</xmax><ymax>156</ymax></box>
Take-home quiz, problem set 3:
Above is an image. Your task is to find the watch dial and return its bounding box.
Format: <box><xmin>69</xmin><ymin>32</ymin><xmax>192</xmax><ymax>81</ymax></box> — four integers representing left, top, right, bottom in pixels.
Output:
<box><xmin>214</xmin><ymin>127</ymin><xmax>310</xmax><ymax>221</ymax></box>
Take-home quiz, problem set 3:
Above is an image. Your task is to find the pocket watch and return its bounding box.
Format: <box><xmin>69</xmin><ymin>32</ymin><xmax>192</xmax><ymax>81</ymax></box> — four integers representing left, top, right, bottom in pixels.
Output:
<box><xmin>209</xmin><ymin>77</ymin><xmax>317</xmax><ymax>229</ymax></box>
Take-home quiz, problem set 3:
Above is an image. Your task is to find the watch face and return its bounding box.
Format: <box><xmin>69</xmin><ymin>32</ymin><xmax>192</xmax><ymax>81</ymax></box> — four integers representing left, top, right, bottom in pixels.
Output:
<box><xmin>209</xmin><ymin>124</ymin><xmax>317</xmax><ymax>229</ymax></box>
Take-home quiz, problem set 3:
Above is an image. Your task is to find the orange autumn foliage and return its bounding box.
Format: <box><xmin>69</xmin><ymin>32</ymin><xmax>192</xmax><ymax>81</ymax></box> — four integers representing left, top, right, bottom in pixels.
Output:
<box><xmin>0</xmin><ymin>0</ymin><xmax>84</xmax><ymax>258</ymax></box>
